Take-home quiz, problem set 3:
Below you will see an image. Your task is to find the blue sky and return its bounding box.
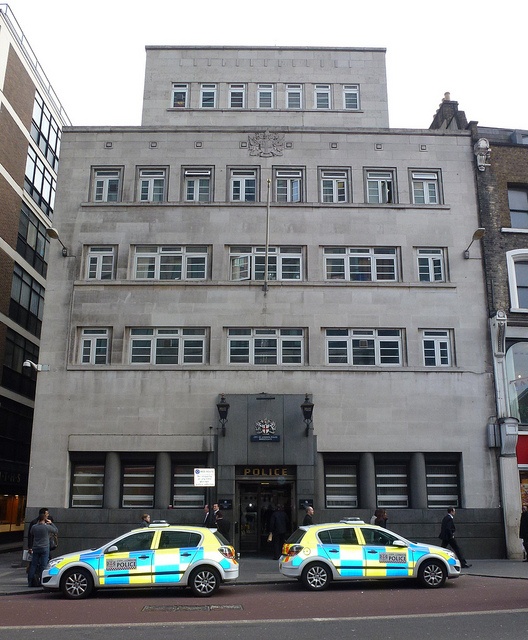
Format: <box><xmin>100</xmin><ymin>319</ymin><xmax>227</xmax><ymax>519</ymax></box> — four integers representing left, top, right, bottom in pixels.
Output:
<box><xmin>8</xmin><ymin>0</ymin><xmax>528</xmax><ymax>130</ymax></box>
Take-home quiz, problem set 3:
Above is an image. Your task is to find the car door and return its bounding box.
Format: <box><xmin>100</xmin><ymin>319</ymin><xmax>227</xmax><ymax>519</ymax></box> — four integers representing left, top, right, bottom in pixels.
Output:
<box><xmin>152</xmin><ymin>530</ymin><xmax>201</xmax><ymax>585</ymax></box>
<box><xmin>317</xmin><ymin>527</ymin><xmax>364</xmax><ymax>578</ymax></box>
<box><xmin>359</xmin><ymin>527</ymin><xmax>409</xmax><ymax>577</ymax></box>
<box><xmin>99</xmin><ymin>530</ymin><xmax>156</xmax><ymax>586</ymax></box>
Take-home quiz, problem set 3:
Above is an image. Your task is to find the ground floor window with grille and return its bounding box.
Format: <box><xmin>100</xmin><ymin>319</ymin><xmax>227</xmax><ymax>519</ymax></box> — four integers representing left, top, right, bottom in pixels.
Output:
<box><xmin>375</xmin><ymin>463</ymin><xmax>409</xmax><ymax>507</ymax></box>
<box><xmin>172</xmin><ymin>465</ymin><xmax>206</xmax><ymax>509</ymax></box>
<box><xmin>325</xmin><ymin>464</ymin><xmax>358</xmax><ymax>508</ymax></box>
<box><xmin>426</xmin><ymin>460</ymin><xmax>460</xmax><ymax>508</ymax></box>
<box><xmin>71</xmin><ymin>463</ymin><xmax>105</xmax><ymax>508</ymax></box>
<box><xmin>122</xmin><ymin>464</ymin><xmax>155</xmax><ymax>508</ymax></box>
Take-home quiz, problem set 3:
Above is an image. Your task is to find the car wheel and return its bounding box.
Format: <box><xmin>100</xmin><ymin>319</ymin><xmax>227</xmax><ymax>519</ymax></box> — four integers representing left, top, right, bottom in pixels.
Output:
<box><xmin>189</xmin><ymin>566</ymin><xmax>220</xmax><ymax>597</ymax></box>
<box><xmin>61</xmin><ymin>567</ymin><xmax>94</xmax><ymax>599</ymax></box>
<box><xmin>301</xmin><ymin>562</ymin><xmax>331</xmax><ymax>591</ymax></box>
<box><xmin>418</xmin><ymin>560</ymin><xmax>447</xmax><ymax>588</ymax></box>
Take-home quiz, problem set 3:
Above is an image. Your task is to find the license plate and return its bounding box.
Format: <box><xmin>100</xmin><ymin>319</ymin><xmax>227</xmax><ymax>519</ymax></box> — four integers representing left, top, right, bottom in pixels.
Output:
<box><xmin>379</xmin><ymin>553</ymin><xmax>406</xmax><ymax>564</ymax></box>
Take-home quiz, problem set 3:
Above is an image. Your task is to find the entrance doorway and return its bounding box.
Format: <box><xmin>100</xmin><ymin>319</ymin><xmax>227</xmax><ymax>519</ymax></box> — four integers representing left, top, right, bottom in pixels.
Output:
<box><xmin>238</xmin><ymin>482</ymin><xmax>293</xmax><ymax>555</ymax></box>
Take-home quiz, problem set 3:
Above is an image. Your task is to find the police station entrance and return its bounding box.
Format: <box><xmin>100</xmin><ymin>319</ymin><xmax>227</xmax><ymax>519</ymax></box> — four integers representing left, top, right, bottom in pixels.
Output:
<box><xmin>236</xmin><ymin>466</ymin><xmax>295</xmax><ymax>555</ymax></box>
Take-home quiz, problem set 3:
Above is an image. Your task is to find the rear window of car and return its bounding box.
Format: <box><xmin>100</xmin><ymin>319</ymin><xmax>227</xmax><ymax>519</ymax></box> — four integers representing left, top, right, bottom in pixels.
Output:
<box><xmin>213</xmin><ymin>531</ymin><xmax>231</xmax><ymax>546</ymax></box>
<box><xmin>158</xmin><ymin>531</ymin><xmax>202</xmax><ymax>549</ymax></box>
<box><xmin>285</xmin><ymin>528</ymin><xmax>307</xmax><ymax>544</ymax></box>
<box><xmin>318</xmin><ymin>528</ymin><xmax>359</xmax><ymax>545</ymax></box>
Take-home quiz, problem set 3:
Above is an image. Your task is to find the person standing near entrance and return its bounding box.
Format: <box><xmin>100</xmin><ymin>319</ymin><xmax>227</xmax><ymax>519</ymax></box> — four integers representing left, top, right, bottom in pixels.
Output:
<box><xmin>27</xmin><ymin>513</ymin><xmax>58</xmax><ymax>587</ymax></box>
<box><xmin>303</xmin><ymin>506</ymin><xmax>314</xmax><ymax>525</ymax></box>
<box><xmin>269</xmin><ymin>504</ymin><xmax>289</xmax><ymax>560</ymax></box>
<box><xmin>439</xmin><ymin>507</ymin><xmax>471</xmax><ymax>568</ymax></box>
<box><xmin>202</xmin><ymin>504</ymin><xmax>214</xmax><ymax>527</ymax></box>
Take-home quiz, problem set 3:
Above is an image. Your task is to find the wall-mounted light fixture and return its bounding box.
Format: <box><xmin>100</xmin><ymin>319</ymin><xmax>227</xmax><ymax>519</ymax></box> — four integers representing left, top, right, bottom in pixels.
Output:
<box><xmin>46</xmin><ymin>227</ymin><xmax>68</xmax><ymax>257</ymax></box>
<box><xmin>216</xmin><ymin>394</ymin><xmax>230</xmax><ymax>437</ymax></box>
<box><xmin>23</xmin><ymin>360</ymin><xmax>50</xmax><ymax>372</ymax></box>
<box><xmin>301</xmin><ymin>394</ymin><xmax>314</xmax><ymax>436</ymax></box>
<box><xmin>463</xmin><ymin>228</ymin><xmax>486</xmax><ymax>259</ymax></box>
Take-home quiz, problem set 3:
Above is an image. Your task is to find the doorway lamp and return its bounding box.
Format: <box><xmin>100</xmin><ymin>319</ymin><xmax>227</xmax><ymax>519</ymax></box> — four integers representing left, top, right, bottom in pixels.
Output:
<box><xmin>46</xmin><ymin>227</ymin><xmax>68</xmax><ymax>257</ymax></box>
<box><xmin>216</xmin><ymin>394</ymin><xmax>230</xmax><ymax>436</ymax></box>
<box><xmin>301</xmin><ymin>394</ymin><xmax>314</xmax><ymax>436</ymax></box>
<box><xmin>463</xmin><ymin>228</ymin><xmax>486</xmax><ymax>259</ymax></box>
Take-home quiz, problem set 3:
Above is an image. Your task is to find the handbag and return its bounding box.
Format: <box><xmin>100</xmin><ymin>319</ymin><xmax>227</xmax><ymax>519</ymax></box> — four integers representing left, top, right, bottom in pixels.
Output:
<box><xmin>50</xmin><ymin>532</ymin><xmax>59</xmax><ymax>551</ymax></box>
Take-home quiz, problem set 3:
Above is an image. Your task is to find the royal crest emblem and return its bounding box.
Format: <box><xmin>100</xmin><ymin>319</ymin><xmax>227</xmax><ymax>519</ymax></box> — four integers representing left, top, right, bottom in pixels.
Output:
<box><xmin>255</xmin><ymin>418</ymin><xmax>276</xmax><ymax>435</ymax></box>
<box><xmin>248</xmin><ymin>130</ymin><xmax>285</xmax><ymax>157</ymax></box>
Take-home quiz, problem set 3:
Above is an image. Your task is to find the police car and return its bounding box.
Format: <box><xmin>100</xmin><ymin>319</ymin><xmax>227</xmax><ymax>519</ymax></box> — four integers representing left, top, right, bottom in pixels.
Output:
<box><xmin>279</xmin><ymin>521</ymin><xmax>460</xmax><ymax>590</ymax></box>
<box><xmin>41</xmin><ymin>523</ymin><xmax>238</xmax><ymax>599</ymax></box>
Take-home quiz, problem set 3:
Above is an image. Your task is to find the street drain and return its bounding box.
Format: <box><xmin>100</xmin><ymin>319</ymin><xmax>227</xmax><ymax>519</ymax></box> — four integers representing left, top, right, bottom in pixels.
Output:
<box><xmin>142</xmin><ymin>604</ymin><xmax>243</xmax><ymax>612</ymax></box>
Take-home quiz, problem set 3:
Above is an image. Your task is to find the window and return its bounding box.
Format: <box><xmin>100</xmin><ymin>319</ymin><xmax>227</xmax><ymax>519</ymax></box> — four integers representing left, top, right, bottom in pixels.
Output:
<box><xmin>17</xmin><ymin>203</ymin><xmax>49</xmax><ymax>277</ymax></box>
<box><xmin>324</xmin><ymin>247</ymin><xmax>398</xmax><ymax>282</ymax></box>
<box><xmin>315</xmin><ymin>84</ymin><xmax>331</xmax><ymax>109</ymax></box>
<box><xmin>343</xmin><ymin>85</ymin><xmax>359</xmax><ymax>110</ymax></box>
<box><xmin>80</xmin><ymin>328</ymin><xmax>110</xmax><ymax>364</ymax></box>
<box><xmin>229</xmin><ymin>84</ymin><xmax>245</xmax><ymax>108</ymax></box>
<box><xmin>159</xmin><ymin>530</ymin><xmax>201</xmax><ymax>549</ymax></box>
<box><xmin>505</xmin><ymin>340</ymin><xmax>528</xmax><ymax>423</ymax></box>
<box><xmin>275</xmin><ymin>169</ymin><xmax>303</xmax><ymax>202</ymax></box>
<box><xmin>286</xmin><ymin>84</ymin><xmax>303</xmax><ymax>109</ymax></box>
<box><xmin>93</xmin><ymin>168</ymin><xmax>121</xmax><ymax>202</ymax></box>
<box><xmin>130</xmin><ymin>327</ymin><xmax>206</xmax><ymax>364</ymax></box>
<box><xmin>86</xmin><ymin>246</ymin><xmax>116</xmax><ymax>280</ymax></box>
<box><xmin>200</xmin><ymin>84</ymin><xmax>217</xmax><ymax>108</ymax></box>
<box><xmin>508</xmin><ymin>187</ymin><xmax>528</xmax><ymax>228</ymax></box>
<box><xmin>9</xmin><ymin>264</ymin><xmax>45</xmax><ymax>338</ymax></box>
<box><xmin>184</xmin><ymin>168</ymin><xmax>212</xmax><ymax>202</ymax></box>
<box><xmin>228</xmin><ymin>328</ymin><xmax>304</xmax><ymax>365</ymax></box>
<box><xmin>425</xmin><ymin>460</ymin><xmax>460</xmax><ymax>508</ymax></box>
<box><xmin>3</xmin><ymin>328</ymin><xmax>39</xmax><ymax>398</ymax></box>
<box><xmin>122</xmin><ymin>464</ymin><xmax>155</xmax><ymax>508</ymax></box>
<box><xmin>326</xmin><ymin>328</ymin><xmax>402</xmax><ymax>366</ymax></box>
<box><xmin>507</xmin><ymin>250</ymin><xmax>528</xmax><ymax>310</ymax></box>
<box><xmin>31</xmin><ymin>91</ymin><xmax>61</xmax><ymax>171</ymax></box>
<box><xmin>376</xmin><ymin>463</ymin><xmax>409</xmax><ymax>507</ymax></box>
<box><xmin>257</xmin><ymin>84</ymin><xmax>274</xmax><ymax>108</ymax></box>
<box><xmin>417</xmin><ymin>248</ymin><xmax>445</xmax><ymax>282</ymax></box>
<box><xmin>411</xmin><ymin>171</ymin><xmax>440</xmax><ymax>204</ymax></box>
<box><xmin>173</xmin><ymin>465</ymin><xmax>206</xmax><ymax>508</ymax></box>
<box><xmin>172</xmin><ymin>83</ymin><xmax>188</xmax><ymax>108</ymax></box>
<box><xmin>230</xmin><ymin>246</ymin><xmax>302</xmax><ymax>281</ymax></box>
<box><xmin>422</xmin><ymin>330</ymin><xmax>451</xmax><ymax>366</ymax></box>
<box><xmin>138</xmin><ymin>168</ymin><xmax>166</xmax><ymax>202</ymax></box>
<box><xmin>230</xmin><ymin>169</ymin><xmax>258</xmax><ymax>202</ymax></box>
<box><xmin>320</xmin><ymin>170</ymin><xmax>348</xmax><ymax>203</ymax></box>
<box><xmin>134</xmin><ymin>245</ymin><xmax>208</xmax><ymax>280</ymax></box>
<box><xmin>366</xmin><ymin>170</ymin><xmax>395</xmax><ymax>204</ymax></box>
<box><xmin>325</xmin><ymin>464</ymin><xmax>358</xmax><ymax>508</ymax></box>
<box><xmin>24</xmin><ymin>147</ymin><xmax>56</xmax><ymax>216</ymax></box>
<box><xmin>71</xmin><ymin>463</ymin><xmax>104</xmax><ymax>508</ymax></box>
<box><xmin>318</xmin><ymin>528</ymin><xmax>359</xmax><ymax>545</ymax></box>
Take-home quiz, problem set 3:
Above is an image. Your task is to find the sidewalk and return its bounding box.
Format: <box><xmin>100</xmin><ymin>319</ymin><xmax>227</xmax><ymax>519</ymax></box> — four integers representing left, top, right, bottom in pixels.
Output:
<box><xmin>1</xmin><ymin>546</ymin><xmax>527</xmax><ymax>596</ymax></box>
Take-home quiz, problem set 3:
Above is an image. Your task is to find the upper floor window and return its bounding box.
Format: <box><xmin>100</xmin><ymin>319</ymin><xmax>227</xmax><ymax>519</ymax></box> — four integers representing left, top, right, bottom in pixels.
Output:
<box><xmin>422</xmin><ymin>330</ymin><xmax>452</xmax><ymax>366</ymax></box>
<box><xmin>343</xmin><ymin>85</ymin><xmax>359</xmax><ymax>110</ymax></box>
<box><xmin>184</xmin><ymin>168</ymin><xmax>212</xmax><ymax>202</ymax></box>
<box><xmin>93</xmin><ymin>168</ymin><xmax>121</xmax><ymax>202</ymax></box>
<box><xmin>17</xmin><ymin>203</ymin><xmax>48</xmax><ymax>278</ymax></box>
<box><xmin>417</xmin><ymin>248</ymin><xmax>445</xmax><ymax>282</ymax></box>
<box><xmin>172</xmin><ymin>84</ymin><xmax>189</xmax><ymax>108</ymax></box>
<box><xmin>508</xmin><ymin>187</ymin><xmax>528</xmax><ymax>228</ymax></box>
<box><xmin>130</xmin><ymin>327</ymin><xmax>206</xmax><ymax>364</ymax></box>
<box><xmin>228</xmin><ymin>328</ymin><xmax>304</xmax><ymax>365</ymax></box>
<box><xmin>134</xmin><ymin>245</ymin><xmax>208</xmax><ymax>280</ymax></box>
<box><xmin>31</xmin><ymin>91</ymin><xmax>61</xmax><ymax>172</ymax></box>
<box><xmin>10</xmin><ymin>264</ymin><xmax>45</xmax><ymax>338</ymax></box>
<box><xmin>275</xmin><ymin>169</ymin><xmax>303</xmax><ymax>202</ymax></box>
<box><xmin>230</xmin><ymin>246</ymin><xmax>303</xmax><ymax>281</ymax></box>
<box><xmin>138</xmin><ymin>168</ymin><xmax>166</xmax><ymax>202</ymax></box>
<box><xmin>229</xmin><ymin>84</ymin><xmax>246</xmax><ymax>108</ymax></box>
<box><xmin>80</xmin><ymin>328</ymin><xmax>110</xmax><ymax>364</ymax></box>
<box><xmin>315</xmin><ymin>84</ymin><xmax>331</xmax><ymax>109</ymax></box>
<box><xmin>506</xmin><ymin>250</ymin><xmax>528</xmax><ymax>310</ymax></box>
<box><xmin>324</xmin><ymin>247</ymin><xmax>398</xmax><ymax>282</ymax></box>
<box><xmin>86</xmin><ymin>246</ymin><xmax>116</xmax><ymax>280</ymax></box>
<box><xmin>411</xmin><ymin>171</ymin><xmax>440</xmax><ymax>204</ymax></box>
<box><xmin>366</xmin><ymin>170</ymin><xmax>396</xmax><ymax>204</ymax></box>
<box><xmin>200</xmin><ymin>84</ymin><xmax>217</xmax><ymax>108</ymax></box>
<box><xmin>25</xmin><ymin>147</ymin><xmax>56</xmax><ymax>217</ymax></box>
<box><xmin>257</xmin><ymin>84</ymin><xmax>274</xmax><ymax>109</ymax></box>
<box><xmin>286</xmin><ymin>84</ymin><xmax>303</xmax><ymax>109</ymax></box>
<box><xmin>325</xmin><ymin>328</ymin><xmax>402</xmax><ymax>366</ymax></box>
<box><xmin>320</xmin><ymin>169</ymin><xmax>349</xmax><ymax>203</ymax></box>
<box><xmin>230</xmin><ymin>169</ymin><xmax>258</xmax><ymax>202</ymax></box>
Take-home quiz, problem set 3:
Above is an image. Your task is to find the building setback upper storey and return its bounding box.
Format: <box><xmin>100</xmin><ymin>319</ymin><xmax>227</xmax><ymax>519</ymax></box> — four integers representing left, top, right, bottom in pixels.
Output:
<box><xmin>141</xmin><ymin>46</ymin><xmax>389</xmax><ymax>129</ymax></box>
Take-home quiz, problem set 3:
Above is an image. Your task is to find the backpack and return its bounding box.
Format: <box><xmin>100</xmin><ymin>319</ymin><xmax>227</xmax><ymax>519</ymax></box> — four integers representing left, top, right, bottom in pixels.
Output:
<box><xmin>49</xmin><ymin>531</ymin><xmax>58</xmax><ymax>551</ymax></box>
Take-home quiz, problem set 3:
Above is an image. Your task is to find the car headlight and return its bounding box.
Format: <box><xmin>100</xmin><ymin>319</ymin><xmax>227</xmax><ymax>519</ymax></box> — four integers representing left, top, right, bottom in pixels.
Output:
<box><xmin>47</xmin><ymin>557</ymin><xmax>63</xmax><ymax>569</ymax></box>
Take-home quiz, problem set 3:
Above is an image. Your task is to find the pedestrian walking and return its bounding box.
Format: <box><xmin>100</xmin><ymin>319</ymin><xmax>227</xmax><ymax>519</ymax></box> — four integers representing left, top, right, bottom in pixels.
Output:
<box><xmin>439</xmin><ymin>506</ymin><xmax>471</xmax><ymax>568</ymax></box>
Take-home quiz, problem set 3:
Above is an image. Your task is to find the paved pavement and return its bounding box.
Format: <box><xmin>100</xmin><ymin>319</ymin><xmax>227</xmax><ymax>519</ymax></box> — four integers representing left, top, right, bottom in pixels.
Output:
<box><xmin>1</xmin><ymin>544</ymin><xmax>527</xmax><ymax>596</ymax></box>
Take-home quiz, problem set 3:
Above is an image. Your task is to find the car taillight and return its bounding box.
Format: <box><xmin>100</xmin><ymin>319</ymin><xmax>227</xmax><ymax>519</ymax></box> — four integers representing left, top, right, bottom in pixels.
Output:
<box><xmin>219</xmin><ymin>546</ymin><xmax>236</xmax><ymax>559</ymax></box>
<box><xmin>284</xmin><ymin>544</ymin><xmax>303</xmax><ymax>557</ymax></box>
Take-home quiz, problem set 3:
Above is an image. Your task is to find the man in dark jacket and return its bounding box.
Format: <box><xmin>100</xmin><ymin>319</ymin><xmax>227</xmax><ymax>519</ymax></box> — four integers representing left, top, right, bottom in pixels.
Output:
<box><xmin>269</xmin><ymin>504</ymin><xmax>289</xmax><ymax>560</ymax></box>
<box><xmin>27</xmin><ymin>513</ymin><xmax>58</xmax><ymax>587</ymax></box>
<box><xmin>439</xmin><ymin>506</ymin><xmax>471</xmax><ymax>568</ymax></box>
<box><xmin>520</xmin><ymin>505</ymin><xmax>528</xmax><ymax>561</ymax></box>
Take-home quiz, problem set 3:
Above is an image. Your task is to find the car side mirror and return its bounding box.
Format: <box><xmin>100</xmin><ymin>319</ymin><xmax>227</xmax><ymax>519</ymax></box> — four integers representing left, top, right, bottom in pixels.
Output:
<box><xmin>393</xmin><ymin>540</ymin><xmax>408</xmax><ymax>548</ymax></box>
<box><xmin>105</xmin><ymin>545</ymin><xmax>118</xmax><ymax>554</ymax></box>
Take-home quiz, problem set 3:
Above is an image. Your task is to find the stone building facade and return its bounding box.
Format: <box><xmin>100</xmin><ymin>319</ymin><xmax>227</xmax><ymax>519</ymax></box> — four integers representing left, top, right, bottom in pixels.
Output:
<box><xmin>27</xmin><ymin>47</ymin><xmax>502</xmax><ymax>557</ymax></box>
<box><xmin>0</xmin><ymin>4</ymin><xmax>69</xmax><ymax>542</ymax></box>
